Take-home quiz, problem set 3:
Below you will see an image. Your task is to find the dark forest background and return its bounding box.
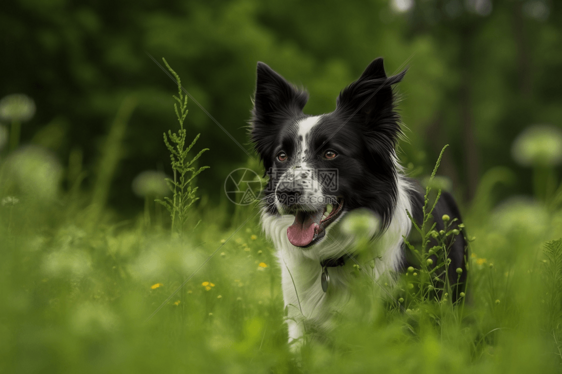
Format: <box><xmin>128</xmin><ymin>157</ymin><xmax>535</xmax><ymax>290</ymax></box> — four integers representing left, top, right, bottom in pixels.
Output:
<box><xmin>2</xmin><ymin>0</ymin><xmax>560</xmax><ymax>216</ymax></box>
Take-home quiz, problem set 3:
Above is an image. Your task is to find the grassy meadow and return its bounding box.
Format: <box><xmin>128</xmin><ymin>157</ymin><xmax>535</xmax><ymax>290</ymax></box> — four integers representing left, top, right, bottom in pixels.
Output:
<box><xmin>1</xmin><ymin>83</ymin><xmax>562</xmax><ymax>374</ymax></box>
<box><xmin>3</xmin><ymin>1</ymin><xmax>562</xmax><ymax>368</ymax></box>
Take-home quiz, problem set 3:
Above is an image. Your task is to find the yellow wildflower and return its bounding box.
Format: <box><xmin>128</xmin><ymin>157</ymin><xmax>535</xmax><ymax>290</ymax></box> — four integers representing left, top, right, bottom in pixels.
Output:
<box><xmin>258</xmin><ymin>262</ymin><xmax>268</xmax><ymax>268</ymax></box>
<box><xmin>174</xmin><ymin>300</ymin><xmax>181</xmax><ymax>306</ymax></box>
<box><xmin>251</xmin><ymin>235</ymin><xmax>257</xmax><ymax>240</ymax></box>
<box><xmin>476</xmin><ymin>258</ymin><xmax>487</xmax><ymax>265</ymax></box>
<box><xmin>151</xmin><ymin>283</ymin><xmax>163</xmax><ymax>289</ymax></box>
<box><xmin>220</xmin><ymin>239</ymin><xmax>226</xmax><ymax>244</ymax></box>
<box><xmin>205</xmin><ymin>286</ymin><xmax>212</xmax><ymax>291</ymax></box>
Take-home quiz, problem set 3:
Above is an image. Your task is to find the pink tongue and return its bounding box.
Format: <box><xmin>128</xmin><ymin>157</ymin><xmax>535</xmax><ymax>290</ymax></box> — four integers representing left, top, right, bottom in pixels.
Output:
<box><xmin>287</xmin><ymin>210</ymin><xmax>324</xmax><ymax>247</ymax></box>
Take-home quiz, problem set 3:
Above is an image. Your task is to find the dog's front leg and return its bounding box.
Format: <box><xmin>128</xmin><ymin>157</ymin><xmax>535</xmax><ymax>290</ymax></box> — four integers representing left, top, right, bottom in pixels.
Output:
<box><xmin>286</xmin><ymin>315</ymin><xmax>306</xmax><ymax>351</ymax></box>
<box><xmin>280</xmin><ymin>261</ymin><xmax>311</xmax><ymax>351</ymax></box>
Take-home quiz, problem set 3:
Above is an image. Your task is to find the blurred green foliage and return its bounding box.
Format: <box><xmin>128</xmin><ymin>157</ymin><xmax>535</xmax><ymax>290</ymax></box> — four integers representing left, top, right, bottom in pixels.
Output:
<box><xmin>2</xmin><ymin>1</ymin><xmax>562</xmax><ymax>372</ymax></box>
<box><xmin>2</xmin><ymin>0</ymin><xmax>561</xmax><ymax>215</ymax></box>
<box><xmin>1</xmin><ymin>151</ymin><xmax>562</xmax><ymax>373</ymax></box>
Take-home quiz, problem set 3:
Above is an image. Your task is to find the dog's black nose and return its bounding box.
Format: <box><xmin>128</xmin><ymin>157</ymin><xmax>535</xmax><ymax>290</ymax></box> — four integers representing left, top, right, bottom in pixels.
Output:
<box><xmin>277</xmin><ymin>184</ymin><xmax>304</xmax><ymax>206</ymax></box>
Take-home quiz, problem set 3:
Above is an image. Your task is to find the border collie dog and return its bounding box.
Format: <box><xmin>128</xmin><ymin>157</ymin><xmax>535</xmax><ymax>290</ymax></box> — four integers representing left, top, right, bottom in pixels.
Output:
<box><xmin>250</xmin><ymin>58</ymin><xmax>467</xmax><ymax>347</ymax></box>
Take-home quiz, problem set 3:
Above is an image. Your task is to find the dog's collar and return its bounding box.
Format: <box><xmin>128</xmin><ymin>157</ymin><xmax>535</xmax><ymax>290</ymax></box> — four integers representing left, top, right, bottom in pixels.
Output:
<box><xmin>320</xmin><ymin>254</ymin><xmax>355</xmax><ymax>292</ymax></box>
<box><xmin>320</xmin><ymin>255</ymin><xmax>352</xmax><ymax>268</ymax></box>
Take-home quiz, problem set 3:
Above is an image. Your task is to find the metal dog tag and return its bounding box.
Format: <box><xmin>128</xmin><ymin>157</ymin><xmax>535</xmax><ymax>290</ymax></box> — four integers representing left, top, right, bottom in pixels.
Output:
<box><xmin>321</xmin><ymin>266</ymin><xmax>329</xmax><ymax>292</ymax></box>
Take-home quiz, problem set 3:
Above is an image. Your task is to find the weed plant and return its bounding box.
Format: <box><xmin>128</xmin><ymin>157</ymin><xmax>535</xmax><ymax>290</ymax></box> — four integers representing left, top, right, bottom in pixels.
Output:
<box><xmin>156</xmin><ymin>58</ymin><xmax>209</xmax><ymax>237</ymax></box>
<box><xmin>401</xmin><ymin>145</ymin><xmax>468</xmax><ymax>309</ymax></box>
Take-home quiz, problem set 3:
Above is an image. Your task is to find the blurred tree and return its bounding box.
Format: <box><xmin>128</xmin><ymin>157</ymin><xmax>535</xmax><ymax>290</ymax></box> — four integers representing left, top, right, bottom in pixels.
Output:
<box><xmin>405</xmin><ymin>0</ymin><xmax>559</xmax><ymax>201</ymax></box>
<box><xmin>1</xmin><ymin>0</ymin><xmax>560</xmax><ymax>216</ymax></box>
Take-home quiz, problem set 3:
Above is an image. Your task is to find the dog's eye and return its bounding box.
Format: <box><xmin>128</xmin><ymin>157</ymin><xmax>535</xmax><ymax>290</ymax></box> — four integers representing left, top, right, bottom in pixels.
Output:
<box><xmin>277</xmin><ymin>152</ymin><xmax>288</xmax><ymax>162</ymax></box>
<box><xmin>324</xmin><ymin>150</ymin><xmax>338</xmax><ymax>160</ymax></box>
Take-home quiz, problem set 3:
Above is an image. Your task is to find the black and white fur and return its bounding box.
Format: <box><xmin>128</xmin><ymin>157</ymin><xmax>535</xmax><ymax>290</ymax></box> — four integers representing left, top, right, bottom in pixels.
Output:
<box><xmin>250</xmin><ymin>58</ymin><xmax>467</xmax><ymax>347</ymax></box>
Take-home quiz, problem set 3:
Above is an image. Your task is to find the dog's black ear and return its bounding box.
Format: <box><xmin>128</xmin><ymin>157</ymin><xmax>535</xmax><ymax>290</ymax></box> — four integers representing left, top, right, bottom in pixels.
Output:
<box><xmin>336</xmin><ymin>58</ymin><xmax>407</xmax><ymax>155</ymax></box>
<box><xmin>251</xmin><ymin>62</ymin><xmax>308</xmax><ymax>165</ymax></box>
<box><xmin>358</xmin><ymin>57</ymin><xmax>388</xmax><ymax>81</ymax></box>
<box><xmin>252</xmin><ymin>62</ymin><xmax>308</xmax><ymax>121</ymax></box>
<box><xmin>336</xmin><ymin>58</ymin><xmax>406</xmax><ymax>131</ymax></box>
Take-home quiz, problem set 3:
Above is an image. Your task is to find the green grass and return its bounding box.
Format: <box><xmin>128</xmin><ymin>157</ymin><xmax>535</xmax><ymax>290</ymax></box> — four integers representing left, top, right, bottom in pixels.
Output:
<box><xmin>1</xmin><ymin>74</ymin><xmax>562</xmax><ymax>373</ymax></box>
<box><xmin>2</xmin><ymin>162</ymin><xmax>562</xmax><ymax>373</ymax></box>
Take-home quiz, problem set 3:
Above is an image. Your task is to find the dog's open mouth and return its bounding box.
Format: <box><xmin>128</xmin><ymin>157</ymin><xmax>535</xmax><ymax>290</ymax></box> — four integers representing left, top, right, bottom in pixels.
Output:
<box><xmin>287</xmin><ymin>198</ymin><xmax>344</xmax><ymax>248</ymax></box>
